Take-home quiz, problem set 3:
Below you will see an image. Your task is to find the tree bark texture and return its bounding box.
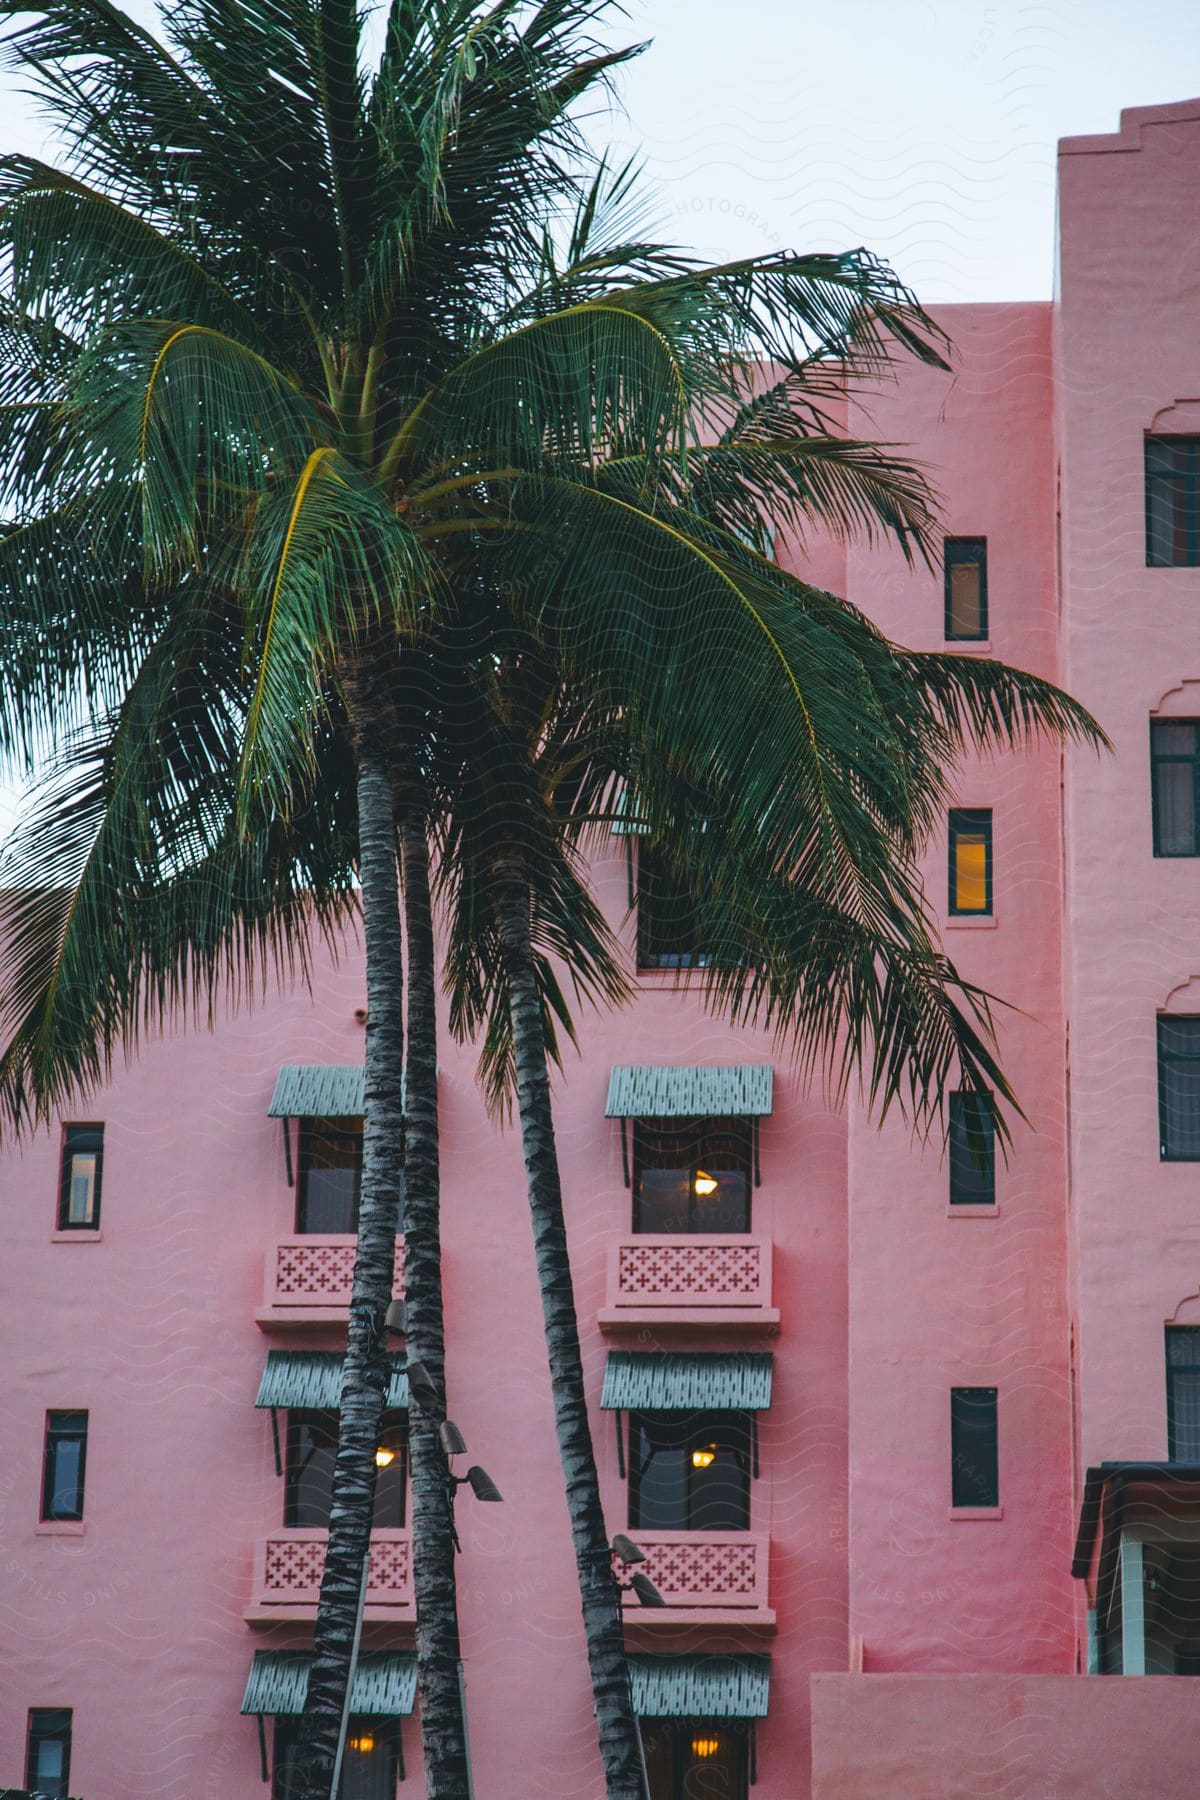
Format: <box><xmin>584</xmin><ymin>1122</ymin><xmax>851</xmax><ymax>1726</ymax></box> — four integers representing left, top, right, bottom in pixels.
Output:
<box><xmin>493</xmin><ymin>858</ymin><xmax>647</xmax><ymax>1800</ymax></box>
<box><xmin>401</xmin><ymin>812</ymin><xmax>472</xmax><ymax>1796</ymax></box>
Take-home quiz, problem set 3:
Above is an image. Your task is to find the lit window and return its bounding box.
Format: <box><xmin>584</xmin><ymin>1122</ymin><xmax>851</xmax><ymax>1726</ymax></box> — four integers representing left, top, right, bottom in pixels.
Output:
<box><xmin>1146</xmin><ymin>437</ymin><xmax>1200</xmax><ymax>567</ymax></box>
<box><xmin>26</xmin><ymin>1708</ymin><xmax>72</xmax><ymax>1798</ymax></box>
<box><xmin>641</xmin><ymin>1719</ymin><xmax>748</xmax><ymax>1798</ymax></box>
<box><xmin>58</xmin><ymin>1124</ymin><xmax>103</xmax><ymax>1230</ymax></box>
<box><xmin>944</xmin><ymin>538</ymin><xmax>988</xmax><ymax>640</ymax></box>
<box><xmin>629</xmin><ymin>1411</ymin><xmax>751</xmax><ymax>1531</ymax></box>
<box><xmin>950</xmin><ymin>1387</ymin><xmax>998</xmax><ymax>1508</ymax></box>
<box><xmin>297</xmin><ymin>1116</ymin><xmax>363</xmax><ymax>1233</ymax></box>
<box><xmin>949</xmin><ymin>809</ymin><xmax>992</xmax><ymax>915</ymax></box>
<box><xmin>42</xmin><ymin>1411</ymin><xmax>88</xmax><ymax>1522</ymax></box>
<box><xmin>274</xmin><ymin>1715</ymin><xmax>400</xmax><ymax>1798</ymax></box>
<box><xmin>633</xmin><ymin>1118</ymin><xmax>751</xmax><ymax>1233</ymax></box>
<box><xmin>1158</xmin><ymin>1016</ymin><xmax>1200</xmax><ymax>1161</ymax></box>
<box><xmin>948</xmin><ymin>1092</ymin><xmax>995</xmax><ymax>1206</ymax></box>
<box><xmin>1166</xmin><ymin>1328</ymin><xmax>1200</xmax><ymax>1461</ymax></box>
<box><xmin>285</xmin><ymin>1411</ymin><xmax>407</xmax><ymax>1528</ymax></box>
<box><xmin>1151</xmin><ymin>721</ymin><xmax>1200</xmax><ymax>856</ymax></box>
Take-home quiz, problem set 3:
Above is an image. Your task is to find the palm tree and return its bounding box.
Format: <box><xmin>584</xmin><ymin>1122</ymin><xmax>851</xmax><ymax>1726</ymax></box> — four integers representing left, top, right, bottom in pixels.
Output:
<box><xmin>0</xmin><ymin>1</ymin><xmax>1107</xmax><ymax>1793</ymax></box>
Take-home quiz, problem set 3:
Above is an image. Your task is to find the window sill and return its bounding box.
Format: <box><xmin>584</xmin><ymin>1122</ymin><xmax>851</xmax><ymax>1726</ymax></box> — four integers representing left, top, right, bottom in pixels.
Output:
<box><xmin>946</xmin><ymin>1204</ymin><xmax>999</xmax><ymax>1218</ymax></box>
<box><xmin>948</xmin><ymin>1505</ymin><xmax>1003</xmax><ymax>1521</ymax></box>
<box><xmin>945</xmin><ymin>914</ymin><xmax>998</xmax><ymax>930</ymax></box>
<box><xmin>51</xmin><ymin>1229</ymin><xmax>103</xmax><ymax>1243</ymax></box>
<box><xmin>36</xmin><ymin>1520</ymin><xmax>86</xmax><ymax>1536</ymax></box>
<box><xmin>944</xmin><ymin>640</ymin><xmax>992</xmax><ymax>654</ymax></box>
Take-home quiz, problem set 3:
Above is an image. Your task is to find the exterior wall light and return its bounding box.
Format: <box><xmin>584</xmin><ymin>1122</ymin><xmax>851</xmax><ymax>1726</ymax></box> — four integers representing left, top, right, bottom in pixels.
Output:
<box><xmin>611</xmin><ymin>1533</ymin><xmax>647</xmax><ymax>1564</ymax></box>
<box><xmin>384</xmin><ymin>1298</ymin><xmax>407</xmax><ymax>1335</ymax></box>
<box><xmin>375</xmin><ymin>1446</ymin><xmax>397</xmax><ymax>1468</ymax></box>
<box><xmin>693</xmin><ymin>1170</ymin><xmax>718</xmax><ymax>1197</ymax></box>
<box><xmin>691</xmin><ymin>1444</ymin><xmax>718</xmax><ymax>1468</ymax></box>
<box><xmin>348</xmin><ymin>1733</ymin><xmax>376</xmax><ymax>1753</ymax></box>
<box><xmin>629</xmin><ymin>1571</ymin><xmax>667</xmax><ymax>1607</ymax></box>
<box><xmin>439</xmin><ymin>1419</ymin><xmax>468</xmax><ymax>1457</ymax></box>
<box><xmin>405</xmin><ymin>1357</ymin><xmax>440</xmax><ymax>1409</ymax></box>
<box><xmin>464</xmin><ymin>1464</ymin><xmax>503</xmax><ymax>1503</ymax></box>
<box><xmin>691</xmin><ymin>1735</ymin><xmax>720</xmax><ymax>1759</ymax></box>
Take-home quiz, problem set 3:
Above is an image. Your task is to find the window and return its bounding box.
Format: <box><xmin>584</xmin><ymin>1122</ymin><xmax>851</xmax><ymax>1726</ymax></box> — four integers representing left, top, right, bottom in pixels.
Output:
<box><xmin>58</xmin><ymin>1124</ymin><xmax>103</xmax><ymax>1230</ymax></box>
<box><xmin>636</xmin><ymin>847</ymin><xmax>711</xmax><ymax>971</ymax></box>
<box><xmin>41</xmin><ymin>1412</ymin><xmax>88</xmax><ymax>1522</ymax></box>
<box><xmin>1167</xmin><ymin>1328</ymin><xmax>1200</xmax><ymax>1460</ymax></box>
<box><xmin>1151</xmin><ymin>721</ymin><xmax>1200</xmax><ymax>856</ymax></box>
<box><xmin>297</xmin><ymin>1116</ymin><xmax>363</xmax><ymax>1233</ymax></box>
<box><xmin>629</xmin><ymin>1411</ymin><xmax>751</xmax><ymax>1531</ymax></box>
<box><xmin>274</xmin><ymin>1716</ymin><xmax>400</xmax><ymax>1798</ymax></box>
<box><xmin>642</xmin><ymin>1720</ymin><xmax>748</xmax><ymax>1799</ymax></box>
<box><xmin>944</xmin><ymin>538</ymin><xmax>988</xmax><ymax>640</ymax></box>
<box><xmin>948</xmin><ymin>1092</ymin><xmax>995</xmax><ymax>1206</ymax></box>
<box><xmin>26</xmin><ymin>1708</ymin><xmax>72</xmax><ymax>1798</ymax></box>
<box><xmin>1146</xmin><ymin>437</ymin><xmax>1200</xmax><ymax>567</ymax></box>
<box><xmin>1159</xmin><ymin>1016</ymin><xmax>1200</xmax><ymax>1160</ymax></box>
<box><xmin>948</xmin><ymin>809</ymin><xmax>992</xmax><ymax>915</ymax></box>
<box><xmin>633</xmin><ymin>1119</ymin><xmax>751</xmax><ymax>1233</ymax></box>
<box><xmin>285</xmin><ymin>1411</ymin><xmax>407</xmax><ymax>1528</ymax></box>
<box><xmin>950</xmin><ymin>1387</ymin><xmax>999</xmax><ymax>1508</ymax></box>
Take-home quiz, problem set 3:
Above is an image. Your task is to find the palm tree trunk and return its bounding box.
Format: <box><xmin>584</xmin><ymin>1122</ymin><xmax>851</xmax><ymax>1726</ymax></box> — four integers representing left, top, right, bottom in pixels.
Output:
<box><xmin>492</xmin><ymin>856</ymin><xmax>646</xmax><ymax>1800</ymax></box>
<box><xmin>400</xmin><ymin>811</ymin><xmax>472</xmax><ymax>1796</ymax></box>
<box><xmin>296</xmin><ymin>739</ymin><xmax>406</xmax><ymax>1797</ymax></box>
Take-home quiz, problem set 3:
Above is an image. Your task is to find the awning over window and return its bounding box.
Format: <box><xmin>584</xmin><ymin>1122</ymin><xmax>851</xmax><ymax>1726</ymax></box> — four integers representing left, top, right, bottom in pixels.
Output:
<box><xmin>605</xmin><ymin>1064</ymin><xmax>773</xmax><ymax>1119</ymax></box>
<box><xmin>630</xmin><ymin>1653</ymin><xmax>771</xmax><ymax>1719</ymax></box>
<box><xmin>255</xmin><ymin>1351</ymin><xmax>409</xmax><ymax>1411</ymax></box>
<box><xmin>268</xmin><ymin>1064</ymin><xmax>365</xmax><ymax>1118</ymax></box>
<box><xmin>241</xmin><ymin>1651</ymin><xmax>417</xmax><ymax>1716</ymax></box>
<box><xmin>601</xmin><ymin>1352</ymin><xmax>773</xmax><ymax>1412</ymax></box>
<box><xmin>1071</xmin><ymin>1462</ymin><xmax>1200</xmax><ymax>1578</ymax></box>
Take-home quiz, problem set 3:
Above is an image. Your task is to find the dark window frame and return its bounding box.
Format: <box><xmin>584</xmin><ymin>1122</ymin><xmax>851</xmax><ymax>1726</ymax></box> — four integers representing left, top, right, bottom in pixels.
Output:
<box><xmin>1146</xmin><ymin>436</ymin><xmax>1200</xmax><ymax>568</ymax></box>
<box><xmin>1151</xmin><ymin>720</ymin><xmax>1200</xmax><ymax>857</ymax></box>
<box><xmin>948</xmin><ymin>808</ymin><xmax>993</xmax><ymax>916</ymax></box>
<box><xmin>948</xmin><ymin>1091</ymin><xmax>996</xmax><ymax>1206</ymax></box>
<box><xmin>1167</xmin><ymin>1327</ymin><xmax>1200</xmax><ymax>1462</ymax></box>
<box><xmin>628</xmin><ymin>1408</ymin><xmax>752</xmax><ymax>1532</ymax></box>
<box><xmin>58</xmin><ymin>1122</ymin><xmax>103</xmax><ymax>1231</ymax></box>
<box><xmin>26</xmin><ymin>1707</ymin><xmax>73</xmax><ymax>1798</ymax></box>
<box><xmin>635</xmin><ymin>845</ymin><xmax>712</xmax><ymax>972</ymax></box>
<box><xmin>640</xmin><ymin>1718</ymin><xmax>750</xmax><ymax>1800</ymax></box>
<box><xmin>284</xmin><ymin>1409</ymin><xmax>408</xmax><ymax>1529</ymax></box>
<box><xmin>296</xmin><ymin>1115</ymin><xmax>364</xmax><ymax>1234</ymax></box>
<box><xmin>950</xmin><ymin>1386</ymin><xmax>999</xmax><ymax>1509</ymax></box>
<box><xmin>1158</xmin><ymin>1016</ymin><xmax>1200</xmax><ymax>1162</ymax></box>
<box><xmin>41</xmin><ymin>1411</ymin><xmax>88</xmax><ymax>1523</ymax></box>
<box><xmin>943</xmin><ymin>537</ymin><xmax>988</xmax><ymax>641</ymax></box>
<box><xmin>632</xmin><ymin>1117</ymin><xmax>752</xmax><ymax>1234</ymax></box>
<box><xmin>273</xmin><ymin>1713</ymin><xmax>401</xmax><ymax>1797</ymax></box>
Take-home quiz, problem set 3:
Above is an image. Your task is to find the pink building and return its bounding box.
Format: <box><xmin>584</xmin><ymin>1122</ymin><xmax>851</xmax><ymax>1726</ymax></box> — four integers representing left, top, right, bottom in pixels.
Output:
<box><xmin>6</xmin><ymin>97</ymin><xmax>1200</xmax><ymax>1799</ymax></box>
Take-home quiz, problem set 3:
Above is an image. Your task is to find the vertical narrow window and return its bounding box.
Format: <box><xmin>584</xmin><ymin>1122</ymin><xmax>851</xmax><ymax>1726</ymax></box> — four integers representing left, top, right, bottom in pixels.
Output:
<box><xmin>948</xmin><ymin>809</ymin><xmax>993</xmax><ymax>915</ymax></box>
<box><xmin>950</xmin><ymin>1387</ymin><xmax>999</xmax><ymax>1508</ymax></box>
<box><xmin>948</xmin><ymin>1092</ymin><xmax>996</xmax><ymax>1205</ymax></box>
<box><xmin>26</xmin><ymin>1708</ymin><xmax>72</xmax><ymax>1797</ymax></box>
<box><xmin>41</xmin><ymin>1411</ymin><xmax>88</xmax><ymax>1522</ymax></box>
<box><xmin>1159</xmin><ymin>1016</ymin><xmax>1200</xmax><ymax>1161</ymax></box>
<box><xmin>944</xmin><ymin>537</ymin><xmax>988</xmax><ymax>640</ymax></box>
<box><xmin>296</xmin><ymin>1117</ymin><xmax>363</xmax><ymax>1232</ymax></box>
<box><xmin>1146</xmin><ymin>437</ymin><xmax>1200</xmax><ymax>567</ymax></box>
<box><xmin>636</xmin><ymin>846</ymin><xmax>708</xmax><ymax>970</ymax></box>
<box><xmin>1151</xmin><ymin>721</ymin><xmax>1200</xmax><ymax>856</ymax></box>
<box><xmin>58</xmin><ymin>1123</ymin><xmax>103</xmax><ymax>1230</ymax></box>
<box><xmin>1167</xmin><ymin>1328</ymin><xmax>1200</xmax><ymax>1460</ymax></box>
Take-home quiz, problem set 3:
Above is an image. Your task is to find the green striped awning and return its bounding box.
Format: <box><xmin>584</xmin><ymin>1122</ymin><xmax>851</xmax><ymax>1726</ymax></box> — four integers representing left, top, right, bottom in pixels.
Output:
<box><xmin>604</xmin><ymin>1065</ymin><xmax>773</xmax><ymax>1118</ymax></box>
<box><xmin>630</xmin><ymin>1654</ymin><xmax>771</xmax><ymax>1719</ymax></box>
<box><xmin>268</xmin><ymin>1064</ymin><xmax>365</xmax><ymax>1118</ymax></box>
<box><xmin>601</xmin><ymin>1352</ymin><xmax>773</xmax><ymax>1412</ymax></box>
<box><xmin>241</xmin><ymin>1651</ymin><xmax>417</xmax><ymax>1716</ymax></box>
<box><xmin>255</xmin><ymin>1351</ymin><xmax>409</xmax><ymax>1411</ymax></box>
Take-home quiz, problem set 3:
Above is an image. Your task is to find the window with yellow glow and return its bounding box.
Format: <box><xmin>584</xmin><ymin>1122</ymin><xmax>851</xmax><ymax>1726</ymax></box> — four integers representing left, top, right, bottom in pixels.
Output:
<box><xmin>640</xmin><ymin>1720</ymin><xmax>748</xmax><ymax>1798</ymax></box>
<box><xmin>948</xmin><ymin>810</ymin><xmax>992</xmax><ymax>916</ymax></box>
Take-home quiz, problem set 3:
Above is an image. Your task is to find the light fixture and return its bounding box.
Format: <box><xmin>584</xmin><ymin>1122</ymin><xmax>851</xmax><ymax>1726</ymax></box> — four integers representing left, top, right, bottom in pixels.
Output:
<box><xmin>629</xmin><ymin>1571</ymin><xmax>666</xmax><ymax>1607</ymax></box>
<box><xmin>405</xmin><ymin>1357</ymin><xmax>440</xmax><ymax>1409</ymax></box>
<box><xmin>439</xmin><ymin>1418</ymin><xmax>468</xmax><ymax>1457</ymax></box>
<box><xmin>693</xmin><ymin>1169</ymin><xmax>718</xmax><ymax>1197</ymax></box>
<box><xmin>384</xmin><ymin>1298</ymin><xmax>408</xmax><ymax>1336</ymax></box>
<box><xmin>465</xmin><ymin>1464</ymin><xmax>503</xmax><ymax>1503</ymax></box>
<box><xmin>611</xmin><ymin>1533</ymin><xmax>647</xmax><ymax>1565</ymax></box>
<box><xmin>375</xmin><ymin>1445</ymin><xmax>397</xmax><ymax>1469</ymax></box>
<box><xmin>347</xmin><ymin>1732</ymin><xmax>376</xmax><ymax>1754</ymax></box>
<box><xmin>691</xmin><ymin>1734</ymin><xmax>720</xmax><ymax>1760</ymax></box>
<box><xmin>691</xmin><ymin>1443</ymin><xmax>718</xmax><ymax>1469</ymax></box>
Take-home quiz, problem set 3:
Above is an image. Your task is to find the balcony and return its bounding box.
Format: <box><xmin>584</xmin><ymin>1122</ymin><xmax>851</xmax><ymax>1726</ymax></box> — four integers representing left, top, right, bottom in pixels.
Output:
<box><xmin>621</xmin><ymin>1531</ymin><xmax>774</xmax><ymax>1629</ymax></box>
<box><xmin>245</xmin><ymin>1528</ymin><xmax>413</xmax><ymax>1624</ymax></box>
<box><xmin>256</xmin><ymin>1234</ymin><xmax>404</xmax><ymax>1330</ymax></box>
<box><xmin>598</xmin><ymin>1234</ymin><xmax>778</xmax><ymax>1330</ymax></box>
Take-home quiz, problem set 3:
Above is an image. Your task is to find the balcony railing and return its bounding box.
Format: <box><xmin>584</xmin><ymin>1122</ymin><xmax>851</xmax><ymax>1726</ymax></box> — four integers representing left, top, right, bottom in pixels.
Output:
<box><xmin>621</xmin><ymin>1531</ymin><xmax>774</xmax><ymax>1626</ymax></box>
<box><xmin>599</xmin><ymin>1233</ymin><xmax>778</xmax><ymax>1329</ymax></box>
<box><xmin>256</xmin><ymin>1234</ymin><xmax>404</xmax><ymax>1329</ymax></box>
<box><xmin>245</xmin><ymin>1527</ymin><xmax>413</xmax><ymax>1623</ymax></box>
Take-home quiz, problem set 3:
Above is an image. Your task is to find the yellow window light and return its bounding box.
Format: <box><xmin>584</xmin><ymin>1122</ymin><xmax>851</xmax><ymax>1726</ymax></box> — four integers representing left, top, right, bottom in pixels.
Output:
<box><xmin>691</xmin><ymin>1443</ymin><xmax>718</xmax><ymax>1469</ymax></box>
<box><xmin>693</xmin><ymin>1169</ymin><xmax>718</xmax><ymax>1197</ymax></box>
<box><xmin>691</xmin><ymin>1734</ymin><xmax>721</xmax><ymax>1759</ymax></box>
<box><xmin>953</xmin><ymin>835</ymin><xmax>988</xmax><ymax>912</ymax></box>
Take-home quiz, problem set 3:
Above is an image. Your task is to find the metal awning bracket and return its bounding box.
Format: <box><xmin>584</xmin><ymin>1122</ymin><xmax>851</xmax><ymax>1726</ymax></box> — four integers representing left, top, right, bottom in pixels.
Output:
<box><xmin>753</xmin><ymin>1117</ymin><xmax>761</xmax><ymax>1188</ymax></box>
<box><xmin>270</xmin><ymin>1407</ymin><xmax>283</xmax><ymax>1478</ymax></box>
<box><xmin>256</xmin><ymin>1713</ymin><xmax>269</xmax><ymax>1783</ymax></box>
<box><xmin>617</xmin><ymin>1411</ymin><xmax>626</xmax><ymax>1480</ymax></box>
<box><xmin>281</xmin><ymin>1117</ymin><xmax>294</xmax><ymax>1188</ymax></box>
<box><xmin>620</xmin><ymin>1119</ymin><xmax>630</xmax><ymax>1189</ymax></box>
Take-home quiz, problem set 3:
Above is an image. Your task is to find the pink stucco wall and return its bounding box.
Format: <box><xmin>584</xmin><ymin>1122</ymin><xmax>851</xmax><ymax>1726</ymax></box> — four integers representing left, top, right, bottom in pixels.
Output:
<box><xmin>4</xmin><ymin>94</ymin><xmax>1200</xmax><ymax>1800</ymax></box>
